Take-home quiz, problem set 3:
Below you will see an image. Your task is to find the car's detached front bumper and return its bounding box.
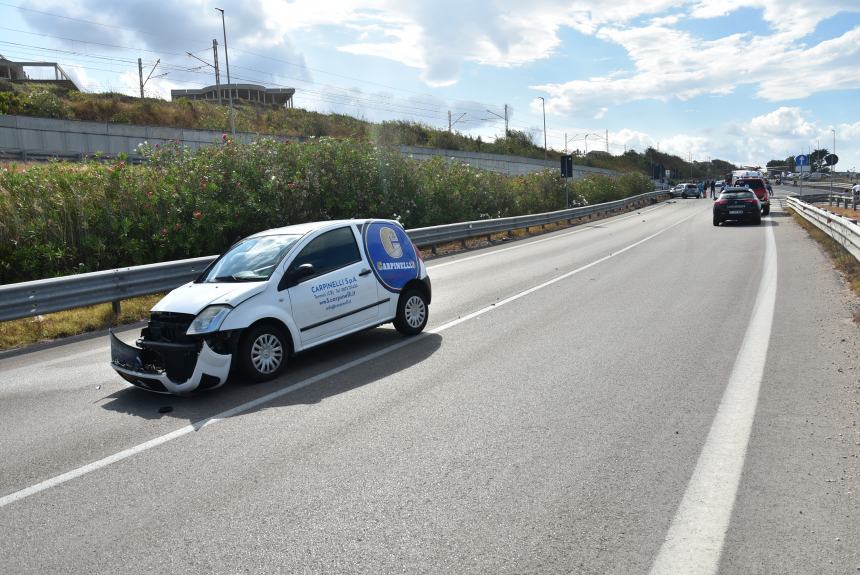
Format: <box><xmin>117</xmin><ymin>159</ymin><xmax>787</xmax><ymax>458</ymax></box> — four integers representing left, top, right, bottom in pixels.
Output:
<box><xmin>109</xmin><ymin>330</ymin><xmax>231</xmax><ymax>395</ymax></box>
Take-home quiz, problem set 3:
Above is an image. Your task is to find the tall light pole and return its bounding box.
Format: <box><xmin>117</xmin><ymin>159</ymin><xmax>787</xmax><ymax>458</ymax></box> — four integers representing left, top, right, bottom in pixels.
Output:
<box><xmin>215</xmin><ymin>7</ymin><xmax>235</xmax><ymax>135</ymax></box>
<box><xmin>538</xmin><ymin>97</ymin><xmax>547</xmax><ymax>160</ymax></box>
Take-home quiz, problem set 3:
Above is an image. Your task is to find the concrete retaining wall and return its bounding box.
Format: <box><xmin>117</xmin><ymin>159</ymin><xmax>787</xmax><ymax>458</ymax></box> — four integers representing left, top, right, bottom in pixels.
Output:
<box><xmin>0</xmin><ymin>115</ymin><xmax>258</xmax><ymax>159</ymax></box>
<box><xmin>0</xmin><ymin>115</ymin><xmax>617</xmax><ymax>178</ymax></box>
<box><xmin>400</xmin><ymin>145</ymin><xmax>616</xmax><ymax>178</ymax></box>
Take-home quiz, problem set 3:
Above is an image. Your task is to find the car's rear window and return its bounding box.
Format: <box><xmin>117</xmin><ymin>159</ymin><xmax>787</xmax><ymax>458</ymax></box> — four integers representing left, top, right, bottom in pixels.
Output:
<box><xmin>720</xmin><ymin>191</ymin><xmax>755</xmax><ymax>199</ymax></box>
<box><xmin>736</xmin><ymin>179</ymin><xmax>764</xmax><ymax>189</ymax></box>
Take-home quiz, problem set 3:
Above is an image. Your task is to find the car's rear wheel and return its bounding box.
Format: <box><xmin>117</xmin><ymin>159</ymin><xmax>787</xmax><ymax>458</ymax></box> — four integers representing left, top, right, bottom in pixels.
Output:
<box><xmin>394</xmin><ymin>288</ymin><xmax>428</xmax><ymax>336</ymax></box>
<box><xmin>238</xmin><ymin>324</ymin><xmax>288</xmax><ymax>382</ymax></box>
<box><xmin>713</xmin><ymin>215</ymin><xmax>720</xmax><ymax>226</ymax></box>
<box><xmin>753</xmin><ymin>214</ymin><xmax>762</xmax><ymax>225</ymax></box>
<box><xmin>682</xmin><ymin>193</ymin><xmax>687</xmax><ymax>199</ymax></box>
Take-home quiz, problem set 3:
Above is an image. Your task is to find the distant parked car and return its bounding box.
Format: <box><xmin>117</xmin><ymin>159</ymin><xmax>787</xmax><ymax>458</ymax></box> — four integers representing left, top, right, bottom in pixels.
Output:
<box><xmin>733</xmin><ymin>177</ymin><xmax>771</xmax><ymax>215</ymax></box>
<box><xmin>713</xmin><ymin>188</ymin><xmax>761</xmax><ymax>226</ymax></box>
<box><xmin>675</xmin><ymin>183</ymin><xmax>700</xmax><ymax>199</ymax></box>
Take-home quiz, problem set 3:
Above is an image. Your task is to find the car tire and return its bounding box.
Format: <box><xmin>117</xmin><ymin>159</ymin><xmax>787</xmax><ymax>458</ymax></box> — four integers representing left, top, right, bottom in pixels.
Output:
<box><xmin>762</xmin><ymin>205</ymin><xmax>770</xmax><ymax>216</ymax></box>
<box><xmin>238</xmin><ymin>324</ymin><xmax>289</xmax><ymax>382</ymax></box>
<box><xmin>753</xmin><ymin>215</ymin><xmax>762</xmax><ymax>225</ymax></box>
<box><xmin>713</xmin><ymin>216</ymin><xmax>720</xmax><ymax>226</ymax></box>
<box><xmin>682</xmin><ymin>193</ymin><xmax>687</xmax><ymax>199</ymax></box>
<box><xmin>394</xmin><ymin>288</ymin><xmax>429</xmax><ymax>336</ymax></box>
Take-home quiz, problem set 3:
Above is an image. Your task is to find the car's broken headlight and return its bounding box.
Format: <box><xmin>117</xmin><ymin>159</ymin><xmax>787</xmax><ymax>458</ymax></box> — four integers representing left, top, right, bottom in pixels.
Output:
<box><xmin>186</xmin><ymin>305</ymin><xmax>232</xmax><ymax>335</ymax></box>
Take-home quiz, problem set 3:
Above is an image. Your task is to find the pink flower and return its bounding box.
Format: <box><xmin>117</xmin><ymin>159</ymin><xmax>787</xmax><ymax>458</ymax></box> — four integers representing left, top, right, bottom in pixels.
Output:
<box><xmin>193</xmin><ymin>211</ymin><xmax>203</xmax><ymax>220</ymax></box>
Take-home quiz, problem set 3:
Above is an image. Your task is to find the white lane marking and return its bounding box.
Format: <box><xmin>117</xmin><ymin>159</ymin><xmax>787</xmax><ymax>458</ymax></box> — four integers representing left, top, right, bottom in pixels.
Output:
<box><xmin>0</xmin><ymin>203</ymin><xmax>672</xmax><ymax>377</ymax></box>
<box><xmin>427</xmin><ymin>202</ymin><xmax>669</xmax><ymax>271</ymax></box>
<box><xmin>649</xmin><ymin>221</ymin><xmax>777</xmax><ymax>575</ymax></box>
<box><xmin>0</xmin><ymin>209</ymin><xmax>698</xmax><ymax>509</ymax></box>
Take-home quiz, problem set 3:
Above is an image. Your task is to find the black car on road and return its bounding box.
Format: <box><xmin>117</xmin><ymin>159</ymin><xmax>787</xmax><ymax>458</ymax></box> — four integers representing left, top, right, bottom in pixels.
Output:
<box><xmin>713</xmin><ymin>187</ymin><xmax>762</xmax><ymax>226</ymax></box>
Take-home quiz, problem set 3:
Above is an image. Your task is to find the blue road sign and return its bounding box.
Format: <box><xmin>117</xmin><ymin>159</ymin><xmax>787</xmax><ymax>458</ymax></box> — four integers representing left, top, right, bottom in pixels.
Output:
<box><xmin>795</xmin><ymin>154</ymin><xmax>809</xmax><ymax>167</ymax></box>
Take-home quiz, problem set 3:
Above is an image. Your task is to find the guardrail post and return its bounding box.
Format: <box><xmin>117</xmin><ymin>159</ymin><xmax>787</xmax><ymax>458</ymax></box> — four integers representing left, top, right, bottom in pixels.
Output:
<box><xmin>111</xmin><ymin>300</ymin><xmax>122</xmax><ymax>325</ymax></box>
<box><xmin>829</xmin><ymin>194</ymin><xmax>834</xmax><ymax>206</ymax></box>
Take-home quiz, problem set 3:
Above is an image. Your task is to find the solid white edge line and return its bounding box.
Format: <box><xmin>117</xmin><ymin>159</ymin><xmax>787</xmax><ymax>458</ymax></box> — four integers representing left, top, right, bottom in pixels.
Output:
<box><xmin>648</xmin><ymin>220</ymin><xmax>778</xmax><ymax>575</ymax></box>
<box><xmin>0</xmin><ymin>208</ymin><xmax>698</xmax><ymax>510</ymax></box>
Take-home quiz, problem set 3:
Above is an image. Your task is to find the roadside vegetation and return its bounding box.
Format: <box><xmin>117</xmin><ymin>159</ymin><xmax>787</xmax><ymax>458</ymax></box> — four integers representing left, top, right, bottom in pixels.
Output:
<box><xmin>0</xmin><ymin>136</ymin><xmax>654</xmax><ymax>284</ymax></box>
<box><xmin>0</xmin><ymin>82</ymin><xmax>734</xmax><ymax>177</ymax></box>
<box><xmin>787</xmin><ymin>207</ymin><xmax>860</xmax><ymax>322</ymax></box>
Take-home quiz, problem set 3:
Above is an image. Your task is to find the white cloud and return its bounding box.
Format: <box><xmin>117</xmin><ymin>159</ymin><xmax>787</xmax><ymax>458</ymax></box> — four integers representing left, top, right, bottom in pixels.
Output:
<box><xmin>748</xmin><ymin>107</ymin><xmax>816</xmax><ymax>137</ymax></box>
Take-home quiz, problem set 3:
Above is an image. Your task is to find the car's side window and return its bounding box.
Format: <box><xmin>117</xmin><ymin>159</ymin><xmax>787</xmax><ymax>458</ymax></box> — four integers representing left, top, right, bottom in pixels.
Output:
<box><xmin>289</xmin><ymin>226</ymin><xmax>361</xmax><ymax>279</ymax></box>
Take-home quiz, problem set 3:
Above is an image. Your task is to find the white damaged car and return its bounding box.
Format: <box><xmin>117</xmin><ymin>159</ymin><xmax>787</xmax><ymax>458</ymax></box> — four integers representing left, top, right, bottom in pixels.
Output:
<box><xmin>110</xmin><ymin>219</ymin><xmax>431</xmax><ymax>394</ymax></box>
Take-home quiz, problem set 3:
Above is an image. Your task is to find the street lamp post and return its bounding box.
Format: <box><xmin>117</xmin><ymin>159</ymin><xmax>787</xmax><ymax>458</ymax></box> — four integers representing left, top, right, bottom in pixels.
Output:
<box><xmin>215</xmin><ymin>7</ymin><xmax>235</xmax><ymax>136</ymax></box>
<box><xmin>538</xmin><ymin>97</ymin><xmax>547</xmax><ymax>160</ymax></box>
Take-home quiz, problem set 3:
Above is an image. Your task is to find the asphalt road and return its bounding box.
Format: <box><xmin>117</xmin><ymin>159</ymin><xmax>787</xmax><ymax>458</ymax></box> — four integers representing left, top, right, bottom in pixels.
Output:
<box><xmin>1</xmin><ymin>189</ymin><xmax>858</xmax><ymax>574</ymax></box>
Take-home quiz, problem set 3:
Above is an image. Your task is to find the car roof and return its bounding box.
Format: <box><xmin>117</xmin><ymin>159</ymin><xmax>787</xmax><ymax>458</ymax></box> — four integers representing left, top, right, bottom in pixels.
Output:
<box><xmin>249</xmin><ymin>219</ymin><xmax>390</xmax><ymax>238</ymax></box>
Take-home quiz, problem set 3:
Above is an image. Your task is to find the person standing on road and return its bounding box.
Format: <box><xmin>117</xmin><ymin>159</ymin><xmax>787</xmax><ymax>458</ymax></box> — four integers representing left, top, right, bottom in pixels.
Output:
<box><xmin>710</xmin><ymin>180</ymin><xmax>716</xmax><ymax>198</ymax></box>
<box><xmin>698</xmin><ymin>180</ymin><xmax>704</xmax><ymax>198</ymax></box>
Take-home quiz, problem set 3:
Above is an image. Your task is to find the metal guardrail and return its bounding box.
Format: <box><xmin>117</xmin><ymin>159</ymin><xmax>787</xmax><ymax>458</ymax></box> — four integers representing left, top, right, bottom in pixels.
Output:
<box><xmin>0</xmin><ymin>257</ymin><xmax>217</xmax><ymax>322</ymax></box>
<box><xmin>786</xmin><ymin>196</ymin><xmax>860</xmax><ymax>262</ymax></box>
<box><xmin>408</xmin><ymin>190</ymin><xmax>664</xmax><ymax>249</ymax></box>
<box><xmin>0</xmin><ymin>190</ymin><xmax>666</xmax><ymax>322</ymax></box>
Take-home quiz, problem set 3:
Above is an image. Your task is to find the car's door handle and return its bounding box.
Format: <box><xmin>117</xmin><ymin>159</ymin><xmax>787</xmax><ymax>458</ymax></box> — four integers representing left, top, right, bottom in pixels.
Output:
<box><xmin>359</xmin><ymin>268</ymin><xmax>372</xmax><ymax>276</ymax></box>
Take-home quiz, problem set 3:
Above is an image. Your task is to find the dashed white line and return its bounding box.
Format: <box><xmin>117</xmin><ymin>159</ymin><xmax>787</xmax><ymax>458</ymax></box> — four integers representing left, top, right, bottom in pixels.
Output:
<box><xmin>426</xmin><ymin>202</ymin><xmax>669</xmax><ymax>270</ymax></box>
<box><xmin>0</xmin><ymin>207</ymin><xmax>698</xmax><ymax>509</ymax></box>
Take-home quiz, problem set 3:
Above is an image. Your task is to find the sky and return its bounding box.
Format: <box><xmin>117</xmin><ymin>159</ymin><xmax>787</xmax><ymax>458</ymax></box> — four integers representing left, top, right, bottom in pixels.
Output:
<box><xmin>1</xmin><ymin>0</ymin><xmax>859</xmax><ymax>172</ymax></box>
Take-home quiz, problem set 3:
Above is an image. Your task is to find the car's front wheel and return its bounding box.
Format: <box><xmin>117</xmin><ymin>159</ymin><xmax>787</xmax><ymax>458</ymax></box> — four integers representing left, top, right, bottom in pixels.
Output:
<box><xmin>394</xmin><ymin>288</ymin><xmax>429</xmax><ymax>336</ymax></box>
<box><xmin>238</xmin><ymin>324</ymin><xmax>289</xmax><ymax>382</ymax></box>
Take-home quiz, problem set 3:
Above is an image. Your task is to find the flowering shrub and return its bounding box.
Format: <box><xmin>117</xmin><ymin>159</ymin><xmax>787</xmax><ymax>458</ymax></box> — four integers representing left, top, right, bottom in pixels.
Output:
<box><xmin>0</xmin><ymin>138</ymin><xmax>652</xmax><ymax>283</ymax></box>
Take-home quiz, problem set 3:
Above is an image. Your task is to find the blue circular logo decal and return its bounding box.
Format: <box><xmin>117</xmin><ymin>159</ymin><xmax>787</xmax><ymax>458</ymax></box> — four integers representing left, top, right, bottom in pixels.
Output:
<box><xmin>363</xmin><ymin>221</ymin><xmax>418</xmax><ymax>292</ymax></box>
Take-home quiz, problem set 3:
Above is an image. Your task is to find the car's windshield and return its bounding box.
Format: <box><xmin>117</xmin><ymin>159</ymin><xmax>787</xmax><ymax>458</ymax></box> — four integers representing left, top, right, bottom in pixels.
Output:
<box><xmin>201</xmin><ymin>234</ymin><xmax>301</xmax><ymax>283</ymax></box>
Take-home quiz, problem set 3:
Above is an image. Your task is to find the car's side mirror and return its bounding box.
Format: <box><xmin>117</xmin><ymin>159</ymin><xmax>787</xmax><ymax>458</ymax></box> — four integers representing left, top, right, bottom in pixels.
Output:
<box><xmin>279</xmin><ymin>263</ymin><xmax>315</xmax><ymax>290</ymax></box>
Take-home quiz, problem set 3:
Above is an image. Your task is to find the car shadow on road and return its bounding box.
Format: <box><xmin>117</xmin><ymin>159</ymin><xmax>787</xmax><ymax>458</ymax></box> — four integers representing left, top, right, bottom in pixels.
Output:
<box><xmin>717</xmin><ymin>219</ymin><xmax>780</xmax><ymax>227</ymax></box>
<box><xmin>99</xmin><ymin>327</ymin><xmax>443</xmax><ymax>423</ymax></box>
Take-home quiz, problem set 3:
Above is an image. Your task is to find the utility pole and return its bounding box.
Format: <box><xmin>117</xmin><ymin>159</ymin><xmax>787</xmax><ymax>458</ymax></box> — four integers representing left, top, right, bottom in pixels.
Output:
<box><xmin>138</xmin><ymin>58</ymin><xmax>162</xmax><ymax>99</ymax></box>
<box><xmin>187</xmin><ymin>47</ymin><xmax>222</xmax><ymax>104</ymax></box>
<box><xmin>447</xmin><ymin>111</ymin><xmax>466</xmax><ymax>132</ymax></box>
<box><xmin>213</xmin><ymin>39</ymin><xmax>221</xmax><ymax>105</ymax></box>
<box><xmin>538</xmin><ymin>97</ymin><xmax>546</xmax><ymax>160</ymax></box>
<box><xmin>216</xmin><ymin>7</ymin><xmax>235</xmax><ymax>135</ymax></box>
<box><xmin>605</xmin><ymin>129</ymin><xmax>609</xmax><ymax>154</ymax></box>
<box><xmin>484</xmin><ymin>106</ymin><xmax>509</xmax><ymax>140</ymax></box>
